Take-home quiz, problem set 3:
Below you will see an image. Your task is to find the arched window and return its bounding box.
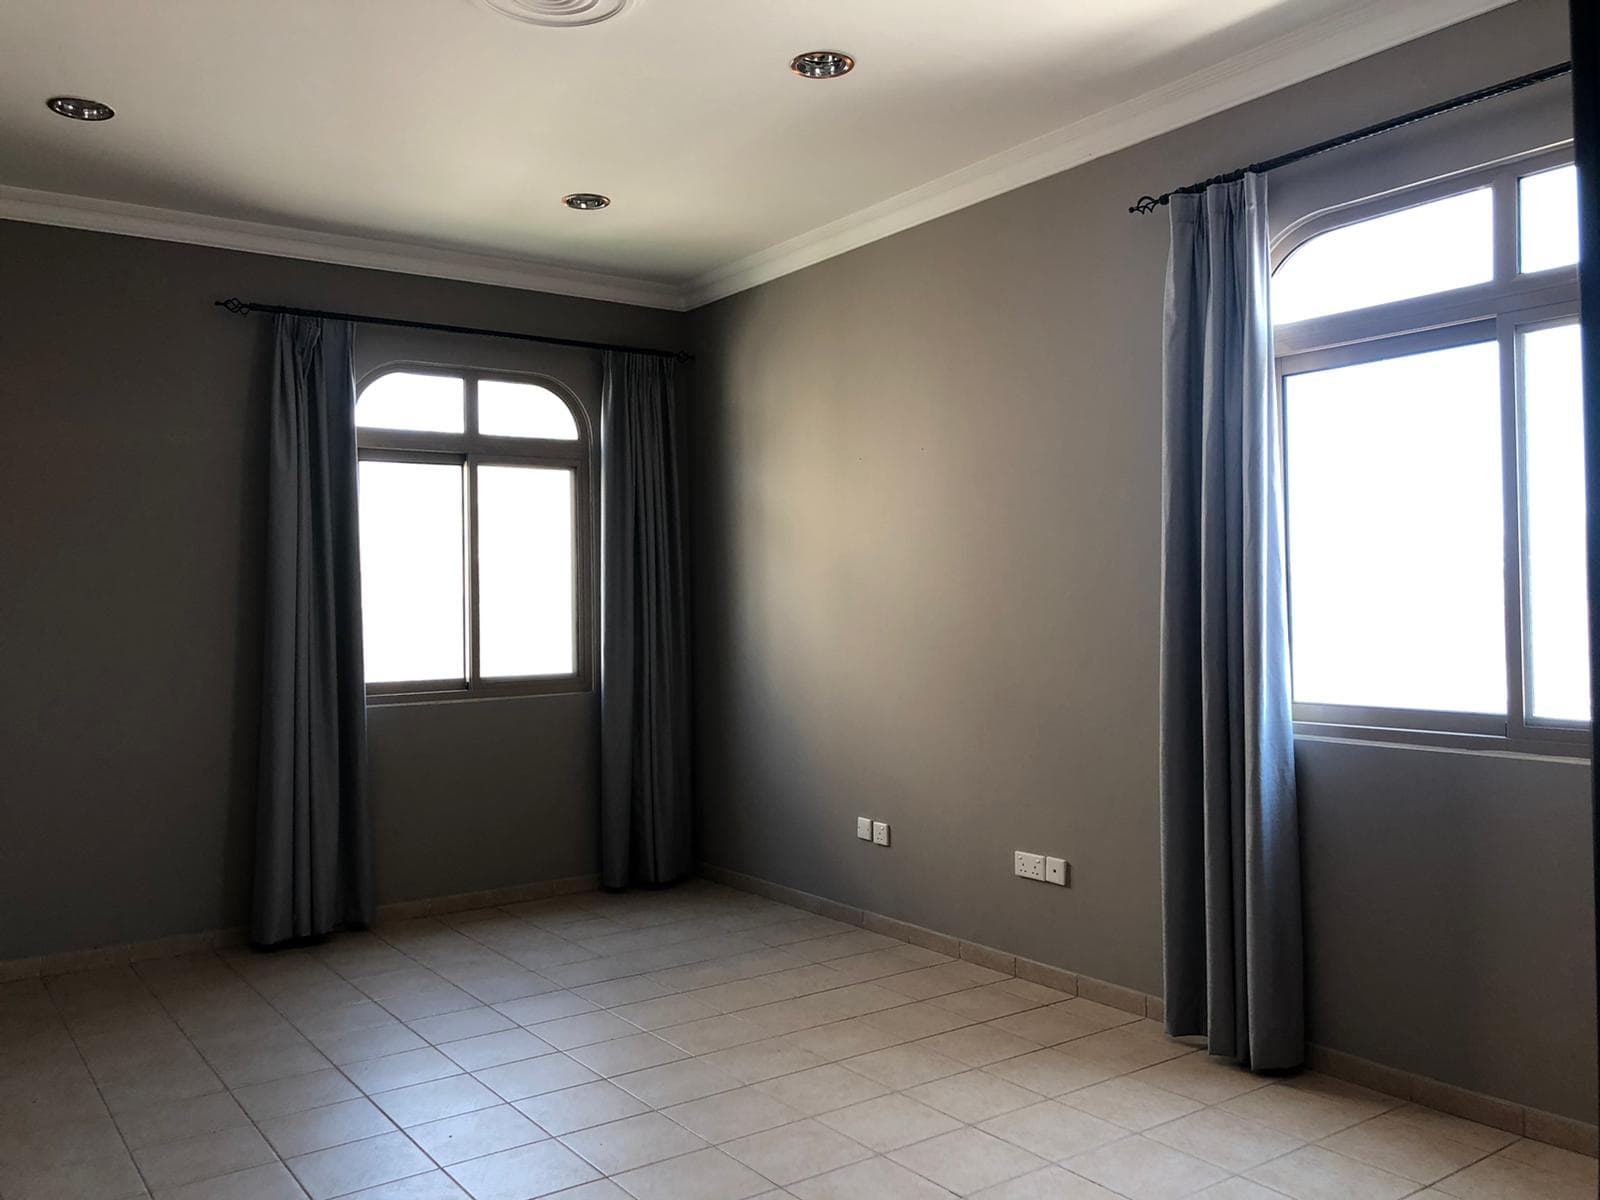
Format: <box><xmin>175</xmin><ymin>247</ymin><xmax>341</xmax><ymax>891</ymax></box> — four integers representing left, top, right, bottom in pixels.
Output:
<box><xmin>1273</xmin><ymin>151</ymin><xmax>1584</xmax><ymax>749</ymax></box>
<box><xmin>354</xmin><ymin>367</ymin><xmax>591</xmax><ymax>699</ymax></box>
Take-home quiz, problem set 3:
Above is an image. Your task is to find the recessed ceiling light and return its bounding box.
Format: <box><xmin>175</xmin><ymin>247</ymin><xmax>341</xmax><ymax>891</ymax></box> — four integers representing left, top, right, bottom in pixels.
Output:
<box><xmin>789</xmin><ymin>50</ymin><xmax>854</xmax><ymax>80</ymax></box>
<box><xmin>47</xmin><ymin>96</ymin><xmax>115</xmax><ymax>121</ymax></box>
<box><xmin>563</xmin><ymin>193</ymin><xmax>611</xmax><ymax>211</ymax></box>
<box><xmin>475</xmin><ymin>0</ymin><xmax>631</xmax><ymax>26</ymax></box>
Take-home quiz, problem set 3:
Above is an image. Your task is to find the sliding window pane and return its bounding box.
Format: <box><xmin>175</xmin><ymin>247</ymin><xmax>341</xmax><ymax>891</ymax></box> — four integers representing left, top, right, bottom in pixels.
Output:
<box><xmin>1285</xmin><ymin>341</ymin><xmax>1506</xmax><ymax>714</ymax></box>
<box><xmin>1521</xmin><ymin>322</ymin><xmax>1590</xmax><ymax>722</ymax></box>
<box><xmin>358</xmin><ymin>461</ymin><xmax>465</xmax><ymax>683</ymax></box>
<box><xmin>356</xmin><ymin>371</ymin><xmax>465</xmax><ymax>433</ymax></box>
<box><xmin>1273</xmin><ymin>189</ymin><xmax>1493</xmax><ymax>325</ymax></box>
<box><xmin>478</xmin><ymin>465</ymin><xmax>575</xmax><ymax>677</ymax></box>
<box><xmin>478</xmin><ymin>380</ymin><xmax>579</xmax><ymax>439</ymax></box>
<box><xmin>1519</xmin><ymin>164</ymin><xmax>1579</xmax><ymax>274</ymax></box>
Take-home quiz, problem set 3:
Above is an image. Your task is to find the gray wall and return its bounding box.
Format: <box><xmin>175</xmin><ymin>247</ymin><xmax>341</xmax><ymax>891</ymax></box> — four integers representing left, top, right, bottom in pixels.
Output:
<box><xmin>0</xmin><ymin>222</ymin><xmax>687</xmax><ymax>960</ymax></box>
<box><xmin>688</xmin><ymin>0</ymin><xmax>1596</xmax><ymax>1122</ymax></box>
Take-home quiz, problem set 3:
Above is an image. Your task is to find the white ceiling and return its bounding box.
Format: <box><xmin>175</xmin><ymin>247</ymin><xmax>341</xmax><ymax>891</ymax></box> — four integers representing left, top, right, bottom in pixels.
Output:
<box><xmin>0</xmin><ymin>0</ymin><xmax>1511</xmax><ymax>309</ymax></box>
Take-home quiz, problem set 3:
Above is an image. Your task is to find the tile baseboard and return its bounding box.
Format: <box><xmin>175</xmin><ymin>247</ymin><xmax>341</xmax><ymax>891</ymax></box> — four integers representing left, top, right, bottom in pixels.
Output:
<box><xmin>0</xmin><ymin>873</ymin><xmax>599</xmax><ymax>982</ymax></box>
<box><xmin>698</xmin><ymin>860</ymin><xmax>1596</xmax><ymax>1158</ymax></box>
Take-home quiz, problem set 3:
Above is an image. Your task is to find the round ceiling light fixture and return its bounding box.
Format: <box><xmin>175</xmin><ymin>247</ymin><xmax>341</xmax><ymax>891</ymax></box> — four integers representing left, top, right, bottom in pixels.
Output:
<box><xmin>563</xmin><ymin>192</ymin><xmax>611</xmax><ymax>211</ymax></box>
<box><xmin>473</xmin><ymin>0</ymin><xmax>631</xmax><ymax>26</ymax></box>
<box><xmin>789</xmin><ymin>50</ymin><xmax>855</xmax><ymax>80</ymax></box>
<box><xmin>47</xmin><ymin>96</ymin><xmax>115</xmax><ymax>121</ymax></box>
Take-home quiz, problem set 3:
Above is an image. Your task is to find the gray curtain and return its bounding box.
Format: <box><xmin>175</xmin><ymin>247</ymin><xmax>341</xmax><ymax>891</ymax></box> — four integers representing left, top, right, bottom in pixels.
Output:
<box><xmin>1158</xmin><ymin>174</ymin><xmax>1304</xmax><ymax>1070</ymax></box>
<box><xmin>254</xmin><ymin>315</ymin><xmax>372</xmax><ymax>945</ymax></box>
<box><xmin>600</xmin><ymin>351</ymin><xmax>691</xmax><ymax>888</ymax></box>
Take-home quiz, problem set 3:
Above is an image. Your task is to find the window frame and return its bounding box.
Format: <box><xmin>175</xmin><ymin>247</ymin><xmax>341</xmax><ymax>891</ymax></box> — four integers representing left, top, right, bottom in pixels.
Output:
<box><xmin>1272</xmin><ymin>146</ymin><xmax>1587</xmax><ymax>756</ymax></box>
<box><xmin>356</xmin><ymin>363</ymin><xmax>594</xmax><ymax>704</ymax></box>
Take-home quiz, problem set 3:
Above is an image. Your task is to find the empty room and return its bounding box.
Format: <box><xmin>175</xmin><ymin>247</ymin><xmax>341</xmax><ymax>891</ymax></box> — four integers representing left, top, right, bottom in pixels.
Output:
<box><xmin>3</xmin><ymin>1</ymin><xmax>1599</xmax><ymax>1199</ymax></box>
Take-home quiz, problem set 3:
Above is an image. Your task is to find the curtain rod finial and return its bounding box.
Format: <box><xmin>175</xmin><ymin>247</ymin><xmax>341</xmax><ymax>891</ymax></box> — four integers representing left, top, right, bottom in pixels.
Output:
<box><xmin>1130</xmin><ymin>195</ymin><xmax>1165</xmax><ymax>215</ymax></box>
<box><xmin>217</xmin><ymin>297</ymin><xmax>252</xmax><ymax>316</ymax></box>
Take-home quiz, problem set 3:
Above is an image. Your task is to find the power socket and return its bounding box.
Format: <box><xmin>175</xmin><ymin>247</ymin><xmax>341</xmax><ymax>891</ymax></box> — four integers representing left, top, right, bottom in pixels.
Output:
<box><xmin>1014</xmin><ymin>851</ymin><xmax>1045</xmax><ymax>881</ymax></box>
<box><xmin>872</xmin><ymin>821</ymin><xmax>891</xmax><ymax>847</ymax></box>
<box><xmin>856</xmin><ymin>817</ymin><xmax>872</xmax><ymax>841</ymax></box>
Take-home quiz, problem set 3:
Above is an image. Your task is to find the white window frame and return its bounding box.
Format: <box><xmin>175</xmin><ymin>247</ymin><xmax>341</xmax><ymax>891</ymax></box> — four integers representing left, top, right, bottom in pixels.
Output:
<box><xmin>1273</xmin><ymin>146</ymin><xmax>1587</xmax><ymax>756</ymax></box>
<box><xmin>356</xmin><ymin>363</ymin><xmax>595</xmax><ymax>704</ymax></box>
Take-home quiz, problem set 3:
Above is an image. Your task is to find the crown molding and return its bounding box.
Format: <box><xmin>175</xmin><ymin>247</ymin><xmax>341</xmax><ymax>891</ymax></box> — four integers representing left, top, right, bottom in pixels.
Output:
<box><xmin>682</xmin><ymin>0</ymin><xmax>1516</xmax><ymax>308</ymax></box>
<box><xmin>0</xmin><ymin>184</ymin><xmax>688</xmax><ymax>311</ymax></box>
<box><xmin>0</xmin><ymin>0</ymin><xmax>1514</xmax><ymax>314</ymax></box>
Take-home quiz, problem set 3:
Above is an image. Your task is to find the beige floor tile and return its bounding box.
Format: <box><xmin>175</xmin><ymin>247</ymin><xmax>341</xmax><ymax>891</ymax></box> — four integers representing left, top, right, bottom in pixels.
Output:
<box><xmin>562</xmin><ymin>1112</ymin><xmax>708</xmax><ymax>1174</ymax></box>
<box><xmin>371</xmin><ymin>1074</ymin><xmax>500</xmax><ymax>1127</ymax></box>
<box><xmin>572</xmin><ymin>978</ymin><xmax>674</xmax><ymax>1008</ymax></box>
<box><xmin>493</xmin><ymin>994</ymin><xmax>599</xmax><ymax>1028</ymax></box>
<box><xmin>233</xmin><ymin>1068</ymin><xmax>361</xmax><ymax>1122</ymax></box>
<box><xmin>615</xmin><ymin>1058</ymin><xmax>742</xmax><ymax>1108</ymax></box>
<box><xmin>1246</xmin><ymin>1144</ymin><xmax>1414</xmax><ymax>1200</ymax></box>
<box><xmin>684</xmin><ymin>980</ymin><xmax>793</xmax><ymax>1014</ymax></box>
<box><xmin>926</xmin><ymin>984</ymin><xmax>1041</xmax><ymax>1023</ymax></box>
<box><xmin>0</xmin><ymin>1148</ymin><xmax>147</xmax><ymax>1200</ymax></box>
<box><xmin>755</xmin><ymin>1064</ymin><xmax>890</xmax><ymax>1117</ymax></box>
<box><xmin>515</xmin><ymin>1080</ymin><xmax>650</xmax><ymax>1135</ymax></box>
<box><xmin>259</xmin><ymin>1097</ymin><xmax>396</xmax><ymax>1158</ymax></box>
<box><xmin>1065</xmin><ymin>1134</ymin><xmax>1230</xmax><ymax>1200</ymax></box>
<box><xmin>907</xmin><ymin>1070</ymin><xmax>1043</xmax><ymax>1124</ymax></box>
<box><xmin>656</xmin><ymin>1014</ymin><xmax>766</xmax><ymax>1055</ymax></box>
<box><xmin>1058</xmin><ymin>1029</ymin><xmax>1191</xmax><ymax>1075</ymax></box>
<box><xmin>969</xmin><ymin>1166</ymin><xmax>1125</xmax><ymax>1198</ymax></box>
<box><xmin>1128</xmin><ymin>1055</ymin><xmax>1270</xmax><ymax>1105</ymax></box>
<box><xmin>314</xmin><ymin>1023</ymin><xmax>428</xmax><ymax>1067</ymax></box>
<box><xmin>889</xmin><ymin>1126</ymin><xmax>1049</xmax><ymax>1195</ymax></box>
<box><xmin>1144</xmin><ymin>1107</ymin><xmax>1303</xmax><ymax>1173</ymax></box>
<box><xmin>1221</xmin><ymin>1077</ymin><xmax>1391</xmax><ymax>1141</ymax></box>
<box><xmin>877</xmin><ymin>963</ymin><xmax>1009</xmax><ymax>1001</ymax></box>
<box><xmin>920</xmin><ymin>1025</ymin><xmax>1040</xmax><ymax>1067</ymax></box>
<box><xmin>979</xmin><ymin>1100</ymin><xmax>1125</xmax><ymax>1162</ymax></box>
<box><xmin>0</xmin><ymin>1112</ymin><xmax>128</xmax><ymax>1170</ymax></box>
<box><xmin>986</xmin><ymin>1049</ymin><xmax>1118</xmax><ymax>1097</ymax></box>
<box><xmin>1432</xmin><ymin>1149</ymin><xmax>1597</xmax><ymax>1200</ymax></box>
<box><xmin>1320</xmin><ymin>1110</ymin><xmax>1497</xmax><ymax>1183</ymax></box>
<box><xmin>860</xmin><ymin>1002</ymin><xmax>972</xmax><ymax>1041</ymax></box>
<box><xmin>568</xmin><ymin>1034</ymin><xmax>688</xmax><ymax>1077</ymax></box>
<box><xmin>817</xmin><ymin>1094</ymin><xmax>960</xmax><ymax>1152</ymax></box>
<box><xmin>287</xmin><ymin>1130</ymin><xmax>434</xmax><ymax>1199</ymax></box>
<box><xmin>1498</xmin><ymin>1136</ymin><xmax>1600</xmax><ymax>1182</ymax></box>
<box><xmin>156</xmin><ymin>1161</ymin><xmax>310</xmax><ymax>1200</ymax></box>
<box><xmin>702</xmin><ymin>1038</ymin><xmax>828</xmax><ymax>1084</ymax></box>
<box><xmin>843</xmin><ymin>1044</ymin><xmax>966</xmax><ymax>1089</ymax></box>
<box><xmin>723</xmin><ymin>1118</ymin><xmax>872</xmax><ymax>1185</ymax></box>
<box><xmin>1189</xmin><ymin>1181</ymin><xmax>1289</xmax><ymax>1200</ymax></box>
<box><xmin>1385</xmin><ymin>1104</ymin><xmax>1518</xmax><ymax>1154</ymax></box>
<box><xmin>613</xmin><ymin>995</ymin><xmax>722</xmax><ymax>1030</ymax></box>
<box><xmin>989</xmin><ymin>1006</ymin><xmax>1112</xmax><ymax>1048</ymax></box>
<box><xmin>524</xmin><ymin>1011</ymin><xmax>638</xmax><ymax>1051</ymax></box>
<box><xmin>446</xmin><ymin>1138</ymin><xmax>601</xmax><ymax>1200</ymax></box>
<box><xmin>345</xmin><ymin>1048</ymin><xmax>461</xmax><ymax>1095</ymax></box>
<box><xmin>789</xmin><ymin>1154</ymin><xmax>960</xmax><ymax>1199</ymax></box>
<box><xmin>340</xmin><ymin>1169</ymin><xmax>472</xmax><ymax>1197</ymax></box>
<box><xmin>662</xmin><ymin>1086</ymin><xmax>803</xmax><ymax>1144</ymax></box>
<box><xmin>475</xmin><ymin>1053</ymin><xmax>601</xmax><ymax>1101</ymax></box>
<box><xmin>134</xmin><ymin>1124</ymin><xmax>276</xmax><ymax>1190</ymax></box>
<box><xmin>782</xmin><ymin>1019</ymin><xmax>907</xmax><ymax>1062</ymax></box>
<box><xmin>609</xmin><ymin>1146</ymin><xmax>772</xmax><ymax>1200</ymax></box>
<box><xmin>1062</xmin><ymin>1077</ymin><xmax>1203</xmax><ymax>1132</ymax></box>
<box><xmin>437</xmin><ymin>1029</ymin><xmax>551</xmax><ymax>1072</ymax></box>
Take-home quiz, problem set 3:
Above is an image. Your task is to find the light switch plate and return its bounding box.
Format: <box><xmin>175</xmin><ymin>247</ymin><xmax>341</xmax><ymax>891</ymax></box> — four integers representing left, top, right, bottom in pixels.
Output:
<box><xmin>872</xmin><ymin>821</ymin><xmax>890</xmax><ymax>847</ymax></box>
<box><xmin>1045</xmin><ymin>856</ymin><xmax>1068</xmax><ymax>886</ymax></box>
<box><xmin>857</xmin><ymin>817</ymin><xmax>873</xmax><ymax>841</ymax></box>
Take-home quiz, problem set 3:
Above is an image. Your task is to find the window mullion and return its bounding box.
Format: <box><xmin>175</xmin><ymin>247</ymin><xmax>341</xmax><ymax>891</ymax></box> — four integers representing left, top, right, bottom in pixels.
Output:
<box><xmin>1497</xmin><ymin>314</ymin><xmax>1530</xmax><ymax>739</ymax></box>
<box><xmin>466</xmin><ymin>452</ymin><xmax>482</xmax><ymax>692</ymax></box>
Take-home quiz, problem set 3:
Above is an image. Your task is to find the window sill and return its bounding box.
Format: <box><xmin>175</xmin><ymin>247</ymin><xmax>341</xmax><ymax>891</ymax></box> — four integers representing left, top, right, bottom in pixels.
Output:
<box><xmin>366</xmin><ymin>681</ymin><xmax>592</xmax><ymax>707</ymax></box>
<box><xmin>1293</xmin><ymin>720</ymin><xmax>1590</xmax><ymax>763</ymax></box>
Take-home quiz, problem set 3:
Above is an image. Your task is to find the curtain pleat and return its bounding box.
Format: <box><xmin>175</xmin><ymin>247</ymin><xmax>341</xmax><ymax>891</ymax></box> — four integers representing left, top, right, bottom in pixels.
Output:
<box><xmin>1159</xmin><ymin>175</ymin><xmax>1304</xmax><ymax>1070</ymax></box>
<box><xmin>254</xmin><ymin>315</ymin><xmax>372</xmax><ymax>945</ymax></box>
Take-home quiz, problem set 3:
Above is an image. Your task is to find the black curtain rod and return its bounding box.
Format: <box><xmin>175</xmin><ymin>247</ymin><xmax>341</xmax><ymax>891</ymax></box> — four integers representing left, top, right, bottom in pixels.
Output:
<box><xmin>1128</xmin><ymin>61</ymin><xmax>1572</xmax><ymax>215</ymax></box>
<box><xmin>215</xmin><ymin>298</ymin><xmax>691</xmax><ymax>362</ymax></box>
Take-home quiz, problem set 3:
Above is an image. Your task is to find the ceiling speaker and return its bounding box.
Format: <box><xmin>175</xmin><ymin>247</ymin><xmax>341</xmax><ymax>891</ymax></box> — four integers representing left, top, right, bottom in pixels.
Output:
<box><xmin>473</xmin><ymin>0</ymin><xmax>632</xmax><ymax>26</ymax></box>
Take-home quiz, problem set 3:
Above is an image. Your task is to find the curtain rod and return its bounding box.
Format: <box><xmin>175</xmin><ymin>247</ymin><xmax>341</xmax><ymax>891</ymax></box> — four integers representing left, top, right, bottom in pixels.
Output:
<box><xmin>1128</xmin><ymin>61</ymin><xmax>1572</xmax><ymax>215</ymax></box>
<box><xmin>214</xmin><ymin>298</ymin><xmax>692</xmax><ymax>362</ymax></box>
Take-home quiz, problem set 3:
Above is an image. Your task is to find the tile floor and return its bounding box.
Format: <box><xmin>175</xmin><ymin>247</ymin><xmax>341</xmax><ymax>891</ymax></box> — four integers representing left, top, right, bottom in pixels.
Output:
<box><xmin>1</xmin><ymin>881</ymin><xmax>1593</xmax><ymax>1200</ymax></box>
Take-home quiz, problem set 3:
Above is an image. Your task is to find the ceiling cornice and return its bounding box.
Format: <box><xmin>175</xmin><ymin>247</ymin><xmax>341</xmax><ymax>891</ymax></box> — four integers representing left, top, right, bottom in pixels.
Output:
<box><xmin>0</xmin><ymin>184</ymin><xmax>688</xmax><ymax>311</ymax></box>
<box><xmin>0</xmin><ymin>0</ymin><xmax>1515</xmax><ymax>314</ymax></box>
<box><xmin>680</xmin><ymin>0</ymin><xmax>1517</xmax><ymax>308</ymax></box>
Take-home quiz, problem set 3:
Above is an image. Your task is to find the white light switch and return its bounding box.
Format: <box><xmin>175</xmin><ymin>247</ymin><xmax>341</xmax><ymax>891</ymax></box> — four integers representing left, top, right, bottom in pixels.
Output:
<box><xmin>1045</xmin><ymin>856</ymin><xmax>1068</xmax><ymax>886</ymax></box>
<box><xmin>856</xmin><ymin>817</ymin><xmax>873</xmax><ymax>841</ymax></box>
<box><xmin>872</xmin><ymin>821</ymin><xmax>890</xmax><ymax>847</ymax></box>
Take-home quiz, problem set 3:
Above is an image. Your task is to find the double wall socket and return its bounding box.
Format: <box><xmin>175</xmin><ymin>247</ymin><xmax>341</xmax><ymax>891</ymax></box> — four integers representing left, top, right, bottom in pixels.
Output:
<box><xmin>858</xmin><ymin>817</ymin><xmax>891</xmax><ymax>846</ymax></box>
<box><xmin>1015</xmin><ymin>850</ymin><xmax>1069</xmax><ymax>886</ymax></box>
